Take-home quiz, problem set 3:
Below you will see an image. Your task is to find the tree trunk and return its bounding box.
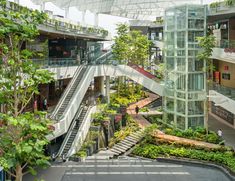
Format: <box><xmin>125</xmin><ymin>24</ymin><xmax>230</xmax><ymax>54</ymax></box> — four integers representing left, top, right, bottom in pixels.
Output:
<box><xmin>15</xmin><ymin>165</ymin><xmax>23</xmax><ymax>181</ymax></box>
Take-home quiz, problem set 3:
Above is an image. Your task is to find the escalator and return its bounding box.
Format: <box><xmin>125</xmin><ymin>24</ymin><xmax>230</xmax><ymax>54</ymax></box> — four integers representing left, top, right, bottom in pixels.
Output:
<box><xmin>50</xmin><ymin>65</ymin><xmax>87</xmax><ymax>120</ymax></box>
<box><xmin>56</xmin><ymin>104</ymin><xmax>89</xmax><ymax>159</ymax></box>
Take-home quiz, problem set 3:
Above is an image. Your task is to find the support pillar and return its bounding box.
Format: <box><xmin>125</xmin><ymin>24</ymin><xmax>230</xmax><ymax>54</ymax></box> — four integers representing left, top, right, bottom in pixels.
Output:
<box><xmin>94</xmin><ymin>76</ymin><xmax>104</xmax><ymax>96</ymax></box>
<box><xmin>81</xmin><ymin>11</ymin><xmax>86</xmax><ymax>26</ymax></box>
<box><xmin>40</xmin><ymin>2</ymin><xmax>46</xmax><ymax>12</ymax></box>
<box><xmin>94</xmin><ymin>13</ymin><xmax>99</xmax><ymax>27</ymax></box>
<box><xmin>64</xmin><ymin>7</ymin><xmax>69</xmax><ymax>19</ymax></box>
<box><xmin>106</xmin><ymin>76</ymin><xmax>110</xmax><ymax>104</ymax></box>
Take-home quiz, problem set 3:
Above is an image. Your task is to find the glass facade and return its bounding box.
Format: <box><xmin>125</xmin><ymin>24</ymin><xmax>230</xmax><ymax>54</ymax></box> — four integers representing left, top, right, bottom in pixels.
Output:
<box><xmin>163</xmin><ymin>5</ymin><xmax>207</xmax><ymax>130</ymax></box>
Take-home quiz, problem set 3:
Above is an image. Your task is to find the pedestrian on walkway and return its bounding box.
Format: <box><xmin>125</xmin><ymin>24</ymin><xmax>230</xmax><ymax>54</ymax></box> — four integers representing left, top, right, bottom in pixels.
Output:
<box><xmin>43</xmin><ymin>98</ymin><xmax>48</xmax><ymax>111</ymax></box>
<box><xmin>217</xmin><ymin>129</ymin><xmax>223</xmax><ymax>138</ymax></box>
<box><xmin>135</xmin><ymin>105</ymin><xmax>139</xmax><ymax>116</ymax></box>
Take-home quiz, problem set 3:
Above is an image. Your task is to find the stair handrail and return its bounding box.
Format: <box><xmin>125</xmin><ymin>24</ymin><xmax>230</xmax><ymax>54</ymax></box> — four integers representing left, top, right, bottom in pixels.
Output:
<box><xmin>55</xmin><ymin>105</ymin><xmax>84</xmax><ymax>158</ymax></box>
<box><xmin>66</xmin><ymin>105</ymin><xmax>93</xmax><ymax>158</ymax></box>
<box><xmin>50</xmin><ymin>65</ymin><xmax>84</xmax><ymax>120</ymax></box>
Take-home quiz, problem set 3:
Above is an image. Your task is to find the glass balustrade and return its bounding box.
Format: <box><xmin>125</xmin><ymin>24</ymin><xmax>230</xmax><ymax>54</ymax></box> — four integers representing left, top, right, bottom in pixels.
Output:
<box><xmin>32</xmin><ymin>58</ymin><xmax>79</xmax><ymax>68</ymax></box>
<box><xmin>210</xmin><ymin>83</ymin><xmax>235</xmax><ymax>101</ymax></box>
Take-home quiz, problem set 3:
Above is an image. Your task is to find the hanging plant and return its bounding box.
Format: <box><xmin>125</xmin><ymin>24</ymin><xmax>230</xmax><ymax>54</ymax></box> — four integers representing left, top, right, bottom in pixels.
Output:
<box><xmin>210</xmin><ymin>2</ymin><xmax>220</xmax><ymax>8</ymax></box>
<box><xmin>225</xmin><ymin>0</ymin><xmax>235</xmax><ymax>6</ymax></box>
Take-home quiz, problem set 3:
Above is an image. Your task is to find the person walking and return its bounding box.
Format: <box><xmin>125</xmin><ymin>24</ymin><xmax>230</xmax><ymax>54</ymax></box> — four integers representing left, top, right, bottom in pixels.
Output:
<box><xmin>135</xmin><ymin>105</ymin><xmax>139</xmax><ymax>117</ymax></box>
<box><xmin>217</xmin><ymin>129</ymin><xmax>223</xmax><ymax>138</ymax></box>
<box><xmin>43</xmin><ymin>98</ymin><xmax>48</xmax><ymax>111</ymax></box>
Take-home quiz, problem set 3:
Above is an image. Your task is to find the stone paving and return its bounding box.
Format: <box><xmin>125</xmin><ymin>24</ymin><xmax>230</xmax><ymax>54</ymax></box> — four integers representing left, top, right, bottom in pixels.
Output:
<box><xmin>127</xmin><ymin>92</ymin><xmax>158</xmax><ymax>128</ymax></box>
<box><xmin>24</xmin><ymin>156</ymin><xmax>230</xmax><ymax>181</ymax></box>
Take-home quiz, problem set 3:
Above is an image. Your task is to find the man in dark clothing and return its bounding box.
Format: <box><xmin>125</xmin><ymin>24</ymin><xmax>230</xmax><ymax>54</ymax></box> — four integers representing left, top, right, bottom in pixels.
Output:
<box><xmin>135</xmin><ymin>105</ymin><xmax>139</xmax><ymax>116</ymax></box>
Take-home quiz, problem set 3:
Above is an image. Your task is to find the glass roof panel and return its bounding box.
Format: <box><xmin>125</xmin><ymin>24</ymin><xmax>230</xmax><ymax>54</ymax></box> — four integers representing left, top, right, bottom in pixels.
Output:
<box><xmin>31</xmin><ymin>0</ymin><xmax>205</xmax><ymax>19</ymax></box>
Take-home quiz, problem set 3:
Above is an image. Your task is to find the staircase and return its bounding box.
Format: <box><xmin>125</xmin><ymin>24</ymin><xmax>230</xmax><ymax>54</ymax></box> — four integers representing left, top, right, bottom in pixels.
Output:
<box><xmin>57</xmin><ymin>105</ymin><xmax>89</xmax><ymax>159</ymax></box>
<box><xmin>91</xmin><ymin>129</ymin><xmax>144</xmax><ymax>159</ymax></box>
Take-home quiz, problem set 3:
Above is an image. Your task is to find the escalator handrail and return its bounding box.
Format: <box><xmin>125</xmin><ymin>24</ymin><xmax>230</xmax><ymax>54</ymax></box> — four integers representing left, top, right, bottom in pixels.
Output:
<box><xmin>66</xmin><ymin>105</ymin><xmax>92</xmax><ymax>157</ymax></box>
<box><xmin>56</xmin><ymin>105</ymin><xmax>84</xmax><ymax>158</ymax></box>
<box><xmin>60</xmin><ymin>66</ymin><xmax>89</xmax><ymax>119</ymax></box>
<box><xmin>50</xmin><ymin>65</ymin><xmax>84</xmax><ymax>120</ymax></box>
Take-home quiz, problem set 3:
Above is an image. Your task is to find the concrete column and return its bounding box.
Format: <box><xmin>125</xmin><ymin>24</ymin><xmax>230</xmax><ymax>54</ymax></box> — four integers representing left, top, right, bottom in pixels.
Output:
<box><xmin>94</xmin><ymin>13</ymin><xmax>99</xmax><ymax>27</ymax></box>
<box><xmin>64</xmin><ymin>7</ymin><xmax>69</xmax><ymax>19</ymax></box>
<box><xmin>40</xmin><ymin>2</ymin><xmax>46</xmax><ymax>11</ymax></box>
<box><xmin>81</xmin><ymin>11</ymin><xmax>86</xmax><ymax>25</ymax></box>
<box><xmin>94</xmin><ymin>76</ymin><xmax>104</xmax><ymax>96</ymax></box>
<box><xmin>106</xmin><ymin>76</ymin><xmax>110</xmax><ymax>104</ymax></box>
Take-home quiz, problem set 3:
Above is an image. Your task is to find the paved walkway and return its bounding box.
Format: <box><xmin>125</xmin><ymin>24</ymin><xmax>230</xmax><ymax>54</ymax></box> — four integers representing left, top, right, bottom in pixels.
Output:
<box><xmin>24</xmin><ymin>157</ymin><xmax>230</xmax><ymax>181</ymax></box>
<box><xmin>127</xmin><ymin>92</ymin><xmax>158</xmax><ymax>128</ymax></box>
<box><xmin>209</xmin><ymin>113</ymin><xmax>235</xmax><ymax>149</ymax></box>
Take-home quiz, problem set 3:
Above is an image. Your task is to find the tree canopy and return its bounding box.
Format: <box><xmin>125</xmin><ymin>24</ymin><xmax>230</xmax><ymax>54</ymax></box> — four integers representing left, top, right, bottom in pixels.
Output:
<box><xmin>0</xmin><ymin>1</ymin><xmax>54</xmax><ymax>181</ymax></box>
<box><xmin>112</xmin><ymin>24</ymin><xmax>151</xmax><ymax>67</ymax></box>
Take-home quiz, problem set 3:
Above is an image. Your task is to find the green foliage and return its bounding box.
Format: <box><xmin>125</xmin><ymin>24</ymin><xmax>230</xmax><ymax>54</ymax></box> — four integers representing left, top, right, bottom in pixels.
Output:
<box><xmin>225</xmin><ymin>0</ymin><xmax>235</xmax><ymax>6</ymax></box>
<box><xmin>0</xmin><ymin>0</ymin><xmax>54</xmax><ymax>115</ymax></box>
<box><xmin>109</xmin><ymin>115</ymin><xmax>139</xmax><ymax>147</ymax></box>
<box><xmin>75</xmin><ymin>150</ymin><xmax>87</xmax><ymax>158</ymax></box>
<box><xmin>210</xmin><ymin>2</ymin><xmax>220</xmax><ymax>8</ymax></box>
<box><xmin>112</xmin><ymin>23</ymin><xmax>151</xmax><ymax>66</ymax></box>
<box><xmin>197</xmin><ymin>35</ymin><xmax>216</xmax><ymax>74</ymax></box>
<box><xmin>133</xmin><ymin>143</ymin><xmax>235</xmax><ymax>172</ymax></box>
<box><xmin>155</xmin><ymin>63</ymin><xmax>165</xmax><ymax>80</ymax></box>
<box><xmin>0</xmin><ymin>112</ymin><xmax>52</xmax><ymax>174</ymax></box>
<box><xmin>0</xmin><ymin>1</ymin><xmax>54</xmax><ymax>180</ymax></box>
<box><xmin>146</xmin><ymin>117</ymin><xmax>221</xmax><ymax>144</ymax></box>
<box><xmin>139</xmin><ymin>107</ymin><xmax>149</xmax><ymax>112</ymax></box>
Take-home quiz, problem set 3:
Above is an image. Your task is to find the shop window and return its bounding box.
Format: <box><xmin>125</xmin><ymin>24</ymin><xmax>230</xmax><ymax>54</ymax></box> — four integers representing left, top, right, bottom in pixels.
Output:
<box><xmin>222</xmin><ymin>73</ymin><xmax>230</xmax><ymax>80</ymax></box>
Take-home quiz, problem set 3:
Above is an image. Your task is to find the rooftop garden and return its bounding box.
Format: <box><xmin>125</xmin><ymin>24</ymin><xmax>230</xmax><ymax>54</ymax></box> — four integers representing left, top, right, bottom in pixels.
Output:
<box><xmin>5</xmin><ymin>1</ymin><xmax>109</xmax><ymax>38</ymax></box>
<box><xmin>210</xmin><ymin>0</ymin><xmax>235</xmax><ymax>9</ymax></box>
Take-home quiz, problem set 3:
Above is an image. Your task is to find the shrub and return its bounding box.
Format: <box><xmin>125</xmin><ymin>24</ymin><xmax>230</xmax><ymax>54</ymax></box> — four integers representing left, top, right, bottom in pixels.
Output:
<box><xmin>132</xmin><ymin>143</ymin><xmax>235</xmax><ymax>172</ymax></box>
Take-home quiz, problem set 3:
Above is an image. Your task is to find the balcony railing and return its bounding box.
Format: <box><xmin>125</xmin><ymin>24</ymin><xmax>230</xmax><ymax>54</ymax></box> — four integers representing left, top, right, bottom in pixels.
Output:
<box><xmin>5</xmin><ymin>1</ymin><xmax>109</xmax><ymax>38</ymax></box>
<box><xmin>32</xmin><ymin>58</ymin><xmax>79</xmax><ymax>68</ymax></box>
<box><xmin>216</xmin><ymin>39</ymin><xmax>235</xmax><ymax>49</ymax></box>
<box><xmin>210</xmin><ymin>83</ymin><xmax>235</xmax><ymax>101</ymax></box>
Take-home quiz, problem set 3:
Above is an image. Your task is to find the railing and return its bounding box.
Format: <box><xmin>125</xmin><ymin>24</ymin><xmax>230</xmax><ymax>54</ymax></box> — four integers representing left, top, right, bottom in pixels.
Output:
<box><xmin>67</xmin><ymin>106</ymin><xmax>96</xmax><ymax>157</ymax></box>
<box><xmin>44</xmin><ymin>16</ymin><xmax>108</xmax><ymax>38</ymax></box>
<box><xmin>56</xmin><ymin>106</ymin><xmax>84</xmax><ymax>158</ymax></box>
<box><xmin>94</xmin><ymin>50</ymin><xmax>113</xmax><ymax>64</ymax></box>
<box><xmin>5</xmin><ymin>1</ymin><xmax>109</xmax><ymax>38</ymax></box>
<box><xmin>210</xmin><ymin>83</ymin><xmax>235</xmax><ymax>101</ymax></box>
<box><xmin>215</xmin><ymin>39</ymin><xmax>235</xmax><ymax>49</ymax></box>
<box><xmin>50</xmin><ymin>65</ymin><xmax>83</xmax><ymax>120</ymax></box>
<box><xmin>32</xmin><ymin>58</ymin><xmax>79</xmax><ymax>68</ymax></box>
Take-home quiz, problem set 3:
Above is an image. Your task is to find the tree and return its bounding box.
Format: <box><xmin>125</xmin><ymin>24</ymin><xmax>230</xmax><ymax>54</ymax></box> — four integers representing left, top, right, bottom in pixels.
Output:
<box><xmin>0</xmin><ymin>1</ymin><xmax>54</xmax><ymax>180</ymax></box>
<box><xmin>197</xmin><ymin>35</ymin><xmax>216</xmax><ymax>134</ymax></box>
<box><xmin>112</xmin><ymin>23</ymin><xmax>151</xmax><ymax>67</ymax></box>
<box><xmin>112</xmin><ymin>24</ymin><xmax>130</xmax><ymax>63</ymax></box>
<box><xmin>112</xmin><ymin>24</ymin><xmax>151</xmax><ymax>96</ymax></box>
<box><xmin>197</xmin><ymin>35</ymin><xmax>216</xmax><ymax>82</ymax></box>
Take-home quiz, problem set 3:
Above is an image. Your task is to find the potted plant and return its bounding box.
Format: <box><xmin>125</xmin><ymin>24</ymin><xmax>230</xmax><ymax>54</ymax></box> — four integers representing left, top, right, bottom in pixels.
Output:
<box><xmin>76</xmin><ymin>150</ymin><xmax>87</xmax><ymax>162</ymax></box>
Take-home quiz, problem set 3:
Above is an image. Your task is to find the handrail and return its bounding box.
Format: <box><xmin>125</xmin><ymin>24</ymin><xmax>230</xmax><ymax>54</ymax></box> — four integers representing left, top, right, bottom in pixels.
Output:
<box><xmin>58</xmin><ymin>66</ymin><xmax>88</xmax><ymax>120</ymax></box>
<box><xmin>50</xmin><ymin>65</ymin><xmax>83</xmax><ymax>120</ymax></box>
<box><xmin>66</xmin><ymin>105</ymin><xmax>93</xmax><ymax>158</ymax></box>
<box><xmin>56</xmin><ymin>106</ymin><xmax>84</xmax><ymax>158</ymax></box>
<box><xmin>95</xmin><ymin>50</ymin><xmax>112</xmax><ymax>64</ymax></box>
